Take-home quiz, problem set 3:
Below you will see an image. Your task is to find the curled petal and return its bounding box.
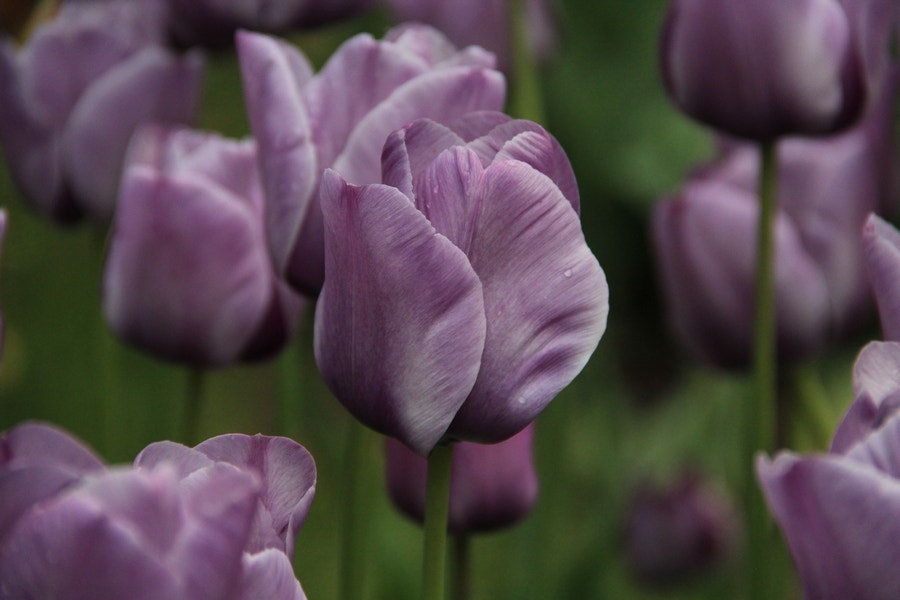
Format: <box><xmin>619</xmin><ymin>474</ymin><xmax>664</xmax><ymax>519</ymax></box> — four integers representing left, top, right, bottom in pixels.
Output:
<box><xmin>758</xmin><ymin>453</ymin><xmax>900</xmax><ymax>599</ymax></box>
<box><xmin>449</xmin><ymin>161</ymin><xmax>608</xmax><ymax>443</ymax></box>
<box><xmin>381</xmin><ymin>119</ymin><xmax>466</xmax><ymax>201</ymax></box>
<box><xmin>314</xmin><ymin>171</ymin><xmax>487</xmax><ymax>455</ymax></box>
<box><xmin>240</xmin><ymin>549</ymin><xmax>307</xmax><ymax>600</ymax></box>
<box><xmin>0</xmin><ymin>421</ymin><xmax>105</xmax><ymax>473</ymax></box>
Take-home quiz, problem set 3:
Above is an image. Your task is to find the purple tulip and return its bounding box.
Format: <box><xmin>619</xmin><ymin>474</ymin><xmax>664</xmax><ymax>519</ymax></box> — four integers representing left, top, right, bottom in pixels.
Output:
<box><xmin>0</xmin><ymin>422</ymin><xmax>314</xmax><ymax>600</ymax></box>
<box><xmin>862</xmin><ymin>214</ymin><xmax>900</xmax><ymax>342</ymax></box>
<box><xmin>103</xmin><ymin>124</ymin><xmax>304</xmax><ymax>367</ymax></box>
<box><xmin>0</xmin><ymin>0</ymin><xmax>203</xmax><ymax>222</ymax></box>
<box><xmin>652</xmin><ymin>83</ymin><xmax>893</xmax><ymax>369</ymax></box>
<box><xmin>385</xmin><ymin>424</ymin><xmax>538</xmax><ymax>533</ymax></box>
<box><xmin>236</xmin><ymin>24</ymin><xmax>506</xmax><ymax>295</ymax></box>
<box><xmin>314</xmin><ymin>114</ymin><xmax>608</xmax><ymax>455</ymax></box>
<box><xmin>164</xmin><ymin>0</ymin><xmax>376</xmax><ymax>49</ymax></box>
<box><xmin>622</xmin><ymin>473</ymin><xmax>740</xmax><ymax>587</ymax></box>
<box><xmin>383</xmin><ymin>0</ymin><xmax>556</xmax><ymax>70</ymax></box>
<box><xmin>757</xmin><ymin>341</ymin><xmax>900</xmax><ymax>600</ymax></box>
<box><xmin>660</xmin><ymin>0</ymin><xmax>871</xmax><ymax>140</ymax></box>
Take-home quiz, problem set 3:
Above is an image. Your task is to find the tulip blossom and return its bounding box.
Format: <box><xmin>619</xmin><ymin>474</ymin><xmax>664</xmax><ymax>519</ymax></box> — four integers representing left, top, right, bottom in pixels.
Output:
<box><xmin>164</xmin><ymin>0</ymin><xmax>376</xmax><ymax>49</ymax></box>
<box><xmin>0</xmin><ymin>422</ymin><xmax>315</xmax><ymax>600</ymax></box>
<box><xmin>314</xmin><ymin>113</ymin><xmax>608</xmax><ymax>455</ymax></box>
<box><xmin>0</xmin><ymin>0</ymin><xmax>203</xmax><ymax>222</ymax></box>
<box><xmin>660</xmin><ymin>0</ymin><xmax>871</xmax><ymax>140</ymax></box>
<box><xmin>622</xmin><ymin>473</ymin><xmax>740</xmax><ymax>587</ymax></box>
<box><xmin>382</xmin><ymin>0</ymin><xmax>556</xmax><ymax>70</ymax></box>
<box><xmin>652</xmin><ymin>81</ymin><xmax>894</xmax><ymax>369</ymax></box>
<box><xmin>236</xmin><ymin>24</ymin><xmax>506</xmax><ymax>295</ymax></box>
<box><xmin>757</xmin><ymin>341</ymin><xmax>900</xmax><ymax>599</ymax></box>
<box><xmin>103</xmin><ymin>125</ymin><xmax>304</xmax><ymax>367</ymax></box>
<box><xmin>385</xmin><ymin>424</ymin><xmax>538</xmax><ymax>533</ymax></box>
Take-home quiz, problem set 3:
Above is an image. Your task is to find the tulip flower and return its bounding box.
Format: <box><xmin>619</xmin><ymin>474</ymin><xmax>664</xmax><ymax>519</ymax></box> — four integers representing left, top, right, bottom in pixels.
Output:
<box><xmin>660</xmin><ymin>0</ymin><xmax>871</xmax><ymax>140</ymax></box>
<box><xmin>0</xmin><ymin>0</ymin><xmax>203</xmax><ymax>222</ymax></box>
<box><xmin>757</xmin><ymin>341</ymin><xmax>900</xmax><ymax>600</ymax></box>
<box><xmin>236</xmin><ymin>24</ymin><xmax>506</xmax><ymax>295</ymax></box>
<box><xmin>0</xmin><ymin>422</ymin><xmax>315</xmax><ymax>600</ymax></box>
<box><xmin>103</xmin><ymin>125</ymin><xmax>304</xmax><ymax>367</ymax></box>
<box><xmin>382</xmin><ymin>0</ymin><xmax>556</xmax><ymax>70</ymax></box>
<box><xmin>385</xmin><ymin>424</ymin><xmax>538</xmax><ymax>533</ymax></box>
<box><xmin>164</xmin><ymin>0</ymin><xmax>376</xmax><ymax>49</ymax></box>
<box><xmin>652</xmin><ymin>79</ymin><xmax>894</xmax><ymax>369</ymax></box>
<box><xmin>622</xmin><ymin>473</ymin><xmax>740</xmax><ymax>587</ymax></box>
<box><xmin>314</xmin><ymin>113</ymin><xmax>608</xmax><ymax>455</ymax></box>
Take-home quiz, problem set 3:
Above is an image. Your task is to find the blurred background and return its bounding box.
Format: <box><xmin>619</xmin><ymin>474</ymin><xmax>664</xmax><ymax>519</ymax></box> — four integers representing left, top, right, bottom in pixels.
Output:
<box><xmin>0</xmin><ymin>0</ymin><xmax>873</xmax><ymax>598</ymax></box>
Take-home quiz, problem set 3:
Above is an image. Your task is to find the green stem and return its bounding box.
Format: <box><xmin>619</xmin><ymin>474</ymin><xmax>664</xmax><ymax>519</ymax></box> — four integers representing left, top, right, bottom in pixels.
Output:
<box><xmin>450</xmin><ymin>535</ymin><xmax>470</xmax><ymax>600</ymax></box>
<box><xmin>277</xmin><ymin>337</ymin><xmax>302</xmax><ymax>441</ymax></box>
<box><xmin>182</xmin><ymin>368</ymin><xmax>205</xmax><ymax>445</ymax></box>
<box><xmin>747</xmin><ymin>140</ymin><xmax>778</xmax><ymax>600</ymax></box>
<box><xmin>339</xmin><ymin>420</ymin><xmax>370</xmax><ymax>600</ymax></box>
<box><xmin>423</xmin><ymin>443</ymin><xmax>454</xmax><ymax>600</ymax></box>
<box><xmin>509</xmin><ymin>0</ymin><xmax>545</xmax><ymax>123</ymax></box>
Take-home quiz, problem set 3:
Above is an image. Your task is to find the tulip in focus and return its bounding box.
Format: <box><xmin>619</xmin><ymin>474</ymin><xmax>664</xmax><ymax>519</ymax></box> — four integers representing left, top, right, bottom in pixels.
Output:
<box><xmin>386</xmin><ymin>424</ymin><xmax>538</xmax><ymax>533</ymax></box>
<box><xmin>757</xmin><ymin>341</ymin><xmax>900</xmax><ymax>600</ymax></box>
<box><xmin>236</xmin><ymin>24</ymin><xmax>506</xmax><ymax>295</ymax></box>
<box><xmin>314</xmin><ymin>112</ymin><xmax>608</xmax><ymax>455</ymax></box>
<box><xmin>660</xmin><ymin>0</ymin><xmax>872</xmax><ymax>140</ymax></box>
<box><xmin>103</xmin><ymin>125</ymin><xmax>303</xmax><ymax>367</ymax></box>
<box><xmin>0</xmin><ymin>0</ymin><xmax>203</xmax><ymax>222</ymax></box>
<box><xmin>0</xmin><ymin>422</ymin><xmax>316</xmax><ymax>600</ymax></box>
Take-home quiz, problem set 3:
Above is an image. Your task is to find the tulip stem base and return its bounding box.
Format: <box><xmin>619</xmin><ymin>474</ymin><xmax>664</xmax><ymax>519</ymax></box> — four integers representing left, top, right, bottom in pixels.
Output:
<box><xmin>182</xmin><ymin>369</ymin><xmax>205</xmax><ymax>445</ymax></box>
<box><xmin>509</xmin><ymin>0</ymin><xmax>545</xmax><ymax>123</ymax></box>
<box><xmin>451</xmin><ymin>535</ymin><xmax>470</xmax><ymax>600</ymax></box>
<box><xmin>423</xmin><ymin>443</ymin><xmax>454</xmax><ymax>600</ymax></box>
<box><xmin>340</xmin><ymin>419</ymin><xmax>371</xmax><ymax>600</ymax></box>
<box><xmin>747</xmin><ymin>140</ymin><xmax>778</xmax><ymax>600</ymax></box>
<box><xmin>790</xmin><ymin>363</ymin><xmax>834</xmax><ymax>450</ymax></box>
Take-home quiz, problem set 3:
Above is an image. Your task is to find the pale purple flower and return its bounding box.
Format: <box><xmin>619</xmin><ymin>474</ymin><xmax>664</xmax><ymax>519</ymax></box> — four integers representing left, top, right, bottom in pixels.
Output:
<box><xmin>0</xmin><ymin>0</ymin><xmax>203</xmax><ymax>222</ymax></box>
<box><xmin>660</xmin><ymin>0</ymin><xmax>874</xmax><ymax>140</ymax></box>
<box><xmin>103</xmin><ymin>125</ymin><xmax>304</xmax><ymax>367</ymax></box>
<box><xmin>652</xmin><ymin>83</ymin><xmax>894</xmax><ymax>369</ymax></box>
<box><xmin>757</xmin><ymin>341</ymin><xmax>900</xmax><ymax>599</ymax></box>
<box><xmin>314</xmin><ymin>113</ymin><xmax>608</xmax><ymax>455</ymax></box>
<box><xmin>0</xmin><ymin>422</ymin><xmax>314</xmax><ymax>600</ymax></box>
<box><xmin>385</xmin><ymin>424</ymin><xmax>538</xmax><ymax>533</ymax></box>
<box><xmin>236</xmin><ymin>24</ymin><xmax>506</xmax><ymax>295</ymax></box>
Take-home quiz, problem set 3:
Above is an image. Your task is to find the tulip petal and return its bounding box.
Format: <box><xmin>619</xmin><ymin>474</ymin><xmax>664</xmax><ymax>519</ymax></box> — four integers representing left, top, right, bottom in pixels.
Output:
<box><xmin>134</xmin><ymin>441</ymin><xmax>215</xmax><ymax>478</ymax></box>
<box><xmin>758</xmin><ymin>452</ymin><xmax>900</xmax><ymax>599</ymax></box>
<box><xmin>237</xmin><ymin>31</ymin><xmax>320</xmax><ymax>290</ymax></box>
<box><xmin>314</xmin><ymin>171</ymin><xmax>486</xmax><ymax>455</ymax></box>
<box><xmin>833</xmin><ymin>341</ymin><xmax>900</xmax><ymax>452</ymax></box>
<box><xmin>1</xmin><ymin>421</ymin><xmax>105</xmax><ymax>473</ymax></box>
<box><xmin>449</xmin><ymin>161</ymin><xmax>608</xmax><ymax>443</ymax></box>
<box><xmin>62</xmin><ymin>47</ymin><xmax>203</xmax><ymax>221</ymax></box>
<box><xmin>864</xmin><ymin>213</ymin><xmax>900</xmax><ymax>341</ymax></box>
<box><xmin>0</xmin><ymin>467</ymin><xmax>83</xmax><ymax>546</ymax></box>
<box><xmin>240</xmin><ymin>549</ymin><xmax>307</xmax><ymax>600</ymax></box>
<box><xmin>332</xmin><ymin>66</ymin><xmax>506</xmax><ymax>186</ymax></box>
<box><xmin>193</xmin><ymin>434</ymin><xmax>317</xmax><ymax>557</ymax></box>
<box><xmin>381</xmin><ymin>119</ymin><xmax>466</xmax><ymax>201</ymax></box>
<box><xmin>103</xmin><ymin>168</ymin><xmax>271</xmax><ymax>366</ymax></box>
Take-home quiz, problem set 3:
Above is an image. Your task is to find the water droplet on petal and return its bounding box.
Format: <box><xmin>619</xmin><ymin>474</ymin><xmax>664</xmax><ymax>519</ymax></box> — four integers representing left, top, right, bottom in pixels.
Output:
<box><xmin>517</xmin><ymin>396</ymin><xmax>527</xmax><ymax>405</ymax></box>
<box><xmin>563</xmin><ymin>269</ymin><xmax>573</xmax><ymax>278</ymax></box>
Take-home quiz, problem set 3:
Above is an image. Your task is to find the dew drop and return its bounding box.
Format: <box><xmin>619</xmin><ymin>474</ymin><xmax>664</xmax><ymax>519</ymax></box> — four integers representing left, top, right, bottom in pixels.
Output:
<box><xmin>517</xmin><ymin>396</ymin><xmax>527</xmax><ymax>405</ymax></box>
<box><xmin>563</xmin><ymin>269</ymin><xmax>573</xmax><ymax>278</ymax></box>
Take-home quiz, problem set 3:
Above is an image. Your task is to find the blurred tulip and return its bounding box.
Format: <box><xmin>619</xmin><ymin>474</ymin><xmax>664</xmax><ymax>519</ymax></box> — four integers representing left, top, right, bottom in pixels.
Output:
<box><xmin>758</xmin><ymin>341</ymin><xmax>900</xmax><ymax>600</ymax></box>
<box><xmin>660</xmin><ymin>0</ymin><xmax>871</xmax><ymax>140</ymax></box>
<box><xmin>652</xmin><ymin>82</ymin><xmax>894</xmax><ymax>369</ymax></box>
<box><xmin>236</xmin><ymin>24</ymin><xmax>506</xmax><ymax>295</ymax></box>
<box><xmin>623</xmin><ymin>473</ymin><xmax>740</xmax><ymax>587</ymax></box>
<box><xmin>863</xmin><ymin>214</ymin><xmax>900</xmax><ymax>341</ymax></box>
<box><xmin>0</xmin><ymin>0</ymin><xmax>203</xmax><ymax>222</ymax></box>
<box><xmin>0</xmin><ymin>422</ymin><xmax>315</xmax><ymax>600</ymax></box>
<box><xmin>314</xmin><ymin>113</ymin><xmax>608</xmax><ymax>455</ymax></box>
<box><xmin>103</xmin><ymin>125</ymin><xmax>304</xmax><ymax>367</ymax></box>
<box><xmin>164</xmin><ymin>0</ymin><xmax>376</xmax><ymax>49</ymax></box>
<box><xmin>385</xmin><ymin>424</ymin><xmax>538</xmax><ymax>533</ymax></box>
<box><xmin>382</xmin><ymin>0</ymin><xmax>556</xmax><ymax>70</ymax></box>
<box><xmin>0</xmin><ymin>210</ymin><xmax>7</xmax><ymax>358</ymax></box>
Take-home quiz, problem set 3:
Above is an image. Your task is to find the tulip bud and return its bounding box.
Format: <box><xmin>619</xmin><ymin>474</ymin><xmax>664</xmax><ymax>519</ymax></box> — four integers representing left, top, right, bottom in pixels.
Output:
<box><xmin>623</xmin><ymin>473</ymin><xmax>740</xmax><ymax>587</ymax></box>
<box><xmin>660</xmin><ymin>0</ymin><xmax>870</xmax><ymax>140</ymax></box>
<box><xmin>103</xmin><ymin>125</ymin><xmax>304</xmax><ymax>367</ymax></box>
<box><xmin>385</xmin><ymin>424</ymin><xmax>538</xmax><ymax>534</ymax></box>
<box><xmin>0</xmin><ymin>0</ymin><xmax>203</xmax><ymax>222</ymax></box>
